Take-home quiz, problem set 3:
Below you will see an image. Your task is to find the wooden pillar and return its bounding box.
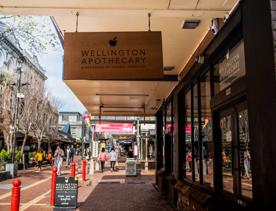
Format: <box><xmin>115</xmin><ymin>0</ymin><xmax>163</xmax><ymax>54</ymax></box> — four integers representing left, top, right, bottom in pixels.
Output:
<box><xmin>242</xmin><ymin>0</ymin><xmax>276</xmax><ymax>208</ymax></box>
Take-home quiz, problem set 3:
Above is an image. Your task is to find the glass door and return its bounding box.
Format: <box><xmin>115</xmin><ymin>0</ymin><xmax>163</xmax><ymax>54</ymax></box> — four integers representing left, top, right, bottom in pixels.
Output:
<box><xmin>217</xmin><ymin>102</ymin><xmax>252</xmax><ymax>200</ymax></box>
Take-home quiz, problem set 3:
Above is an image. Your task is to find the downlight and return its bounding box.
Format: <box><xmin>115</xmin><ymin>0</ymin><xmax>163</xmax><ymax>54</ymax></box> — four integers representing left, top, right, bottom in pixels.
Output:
<box><xmin>182</xmin><ymin>20</ymin><xmax>201</xmax><ymax>29</ymax></box>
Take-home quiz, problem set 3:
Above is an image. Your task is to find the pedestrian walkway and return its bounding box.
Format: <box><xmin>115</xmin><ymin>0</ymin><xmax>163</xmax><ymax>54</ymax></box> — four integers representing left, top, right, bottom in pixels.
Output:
<box><xmin>77</xmin><ymin>170</ymin><xmax>173</xmax><ymax>211</ymax></box>
<box><xmin>0</xmin><ymin>165</ymin><xmax>173</xmax><ymax>211</ymax></box>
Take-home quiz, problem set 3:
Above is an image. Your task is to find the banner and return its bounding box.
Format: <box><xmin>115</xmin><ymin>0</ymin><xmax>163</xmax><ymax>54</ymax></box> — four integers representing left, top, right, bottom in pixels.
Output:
<box><xmin>96</xmin><ymin>122</ymin><xmax>133</xmax><ymax>133</ymax></box>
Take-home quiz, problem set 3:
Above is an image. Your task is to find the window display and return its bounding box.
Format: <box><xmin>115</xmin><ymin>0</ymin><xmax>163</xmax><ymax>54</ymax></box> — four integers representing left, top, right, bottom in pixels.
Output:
<box><xmin>185</xmin><ymin>90</ymin><xmax>192</xmax><ymax>180</ymax></box>
<box><xmin>200</xmin><ymin>73</ymin><xmax>213</xmax><ymax>187</ymax></box>
<box><xmin>238</xmin><ymin>109</ymin><xmax>252</xmax><ymax>199</ymax></box>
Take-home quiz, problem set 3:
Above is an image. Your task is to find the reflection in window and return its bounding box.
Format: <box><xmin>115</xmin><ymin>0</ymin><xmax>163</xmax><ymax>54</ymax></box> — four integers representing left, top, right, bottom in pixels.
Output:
<box><xmin>200</xmin><ymin>73</ymin><xmax>214</xmax><ymax>187</ymax></box>
<box><xmin>185</xmin><ymin>90</ymin><xmax>192</xmax><ymax>180</ymax></box>
<box><xmin>166</xmin><ymin>102</ymin><xmax>172</xmax><ymax>134</ymax></box>
<box><xmin>213</xmin><ymin>41</ymin><xmax>246</xmax><ymax>95</ymax></box>
<box><xmin>193</xmin><ymin>84</ymin><xmax>200</xmax><ymax>182</ymax></box>
<box><xmin>238</xmin><ymin>109</ymin><xmax>252</xmax><ymax>199</ymax></box>
<box><xmin>220</xmin><ymin>115</ymin><xmax>234</xmax><ymax>193</ymax></box>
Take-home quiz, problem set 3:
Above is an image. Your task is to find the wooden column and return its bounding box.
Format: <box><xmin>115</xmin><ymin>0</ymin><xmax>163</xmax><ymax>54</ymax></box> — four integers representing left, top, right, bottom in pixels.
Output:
<box><xmin>242</xmin><ymin>0</ymin><xmax>276</xmax><ymax>208</ymax></box>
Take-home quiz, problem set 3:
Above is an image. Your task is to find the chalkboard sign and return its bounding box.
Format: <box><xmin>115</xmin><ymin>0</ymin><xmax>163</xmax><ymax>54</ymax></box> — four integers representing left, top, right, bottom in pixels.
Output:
<box><xmin>54</xmin><ymin>177</ymin><xmax>78</xmax><ymax>208</ymax></box>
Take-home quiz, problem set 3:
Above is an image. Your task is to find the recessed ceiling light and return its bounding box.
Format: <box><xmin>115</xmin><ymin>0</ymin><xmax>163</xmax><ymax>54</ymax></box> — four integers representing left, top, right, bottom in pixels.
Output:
<box><xmin>182</xmin><ymin>20</ymin><xmax>201</xmax><ymax>29</ymax></box>
<box><xmin>163</xmin><ymin>66</ymin><xmax>175</xmax><ymax>71</ymax></box>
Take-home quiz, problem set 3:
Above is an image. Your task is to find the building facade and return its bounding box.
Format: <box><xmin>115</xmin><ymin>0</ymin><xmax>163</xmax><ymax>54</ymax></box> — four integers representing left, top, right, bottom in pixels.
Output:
<box><xmin>156</xmin><ymin>1</ymin><xmax>276</xmax><ymax>210</ymax></box>
<box><xmin>58</xmin><ymin>112</ymin><xmax>84</xmax><ymax>141</ymax></box>
<box><xmin>0</xmin><ymin>21</ymin><xmax>47</xmax><ymax>150</ymax></box>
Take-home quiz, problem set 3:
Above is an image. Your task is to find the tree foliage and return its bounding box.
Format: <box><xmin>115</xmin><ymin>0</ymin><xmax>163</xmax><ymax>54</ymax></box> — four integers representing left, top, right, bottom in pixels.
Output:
<box><xmin>0</xmin><ymin>16</ymin><xmax>60</xmax><ymax>55</ymax></box>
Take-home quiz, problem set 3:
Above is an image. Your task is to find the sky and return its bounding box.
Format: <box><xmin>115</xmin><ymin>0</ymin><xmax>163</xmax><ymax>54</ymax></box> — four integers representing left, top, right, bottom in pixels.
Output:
<box><xmin>37</xmin><ymin>17</ymin><xmax>86</xmax><ymax>114</ymax></box>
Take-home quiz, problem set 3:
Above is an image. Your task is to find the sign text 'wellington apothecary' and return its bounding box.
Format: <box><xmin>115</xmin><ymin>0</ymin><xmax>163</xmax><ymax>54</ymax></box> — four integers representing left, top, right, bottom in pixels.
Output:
<box><xmin>63</xmin><ymin>32</ymin><xmax>163</xmax><ymax>80</ymax></box>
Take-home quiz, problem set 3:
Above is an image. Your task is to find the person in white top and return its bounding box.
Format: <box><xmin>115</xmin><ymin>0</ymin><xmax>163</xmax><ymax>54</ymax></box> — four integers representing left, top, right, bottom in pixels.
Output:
<box><xmin>109</xmin><ymin>148</ymin><xmax>117</xmax><ymax>172</ymax></box>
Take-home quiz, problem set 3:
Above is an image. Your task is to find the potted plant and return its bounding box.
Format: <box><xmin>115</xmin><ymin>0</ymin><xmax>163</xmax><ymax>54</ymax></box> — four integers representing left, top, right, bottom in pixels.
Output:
<box><xmin>0</xmin><ymin>149</ymin><xmax>21</xmax><ymax>177</ymax></box>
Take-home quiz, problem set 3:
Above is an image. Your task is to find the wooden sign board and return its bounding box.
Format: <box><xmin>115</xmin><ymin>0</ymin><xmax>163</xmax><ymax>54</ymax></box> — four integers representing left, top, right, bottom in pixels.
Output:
<box><xmin>63</xmin><ymin>32</ymin><xmax>163</xmax><ymax>80</ymax></box>
<box><xmin>54</xmin><ymin>177</ymin><xmax>78</xmax><ymax>208</ymax></box>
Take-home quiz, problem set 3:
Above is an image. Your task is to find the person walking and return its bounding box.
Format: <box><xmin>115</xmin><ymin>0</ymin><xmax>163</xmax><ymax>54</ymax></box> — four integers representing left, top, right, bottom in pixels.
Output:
<box><xmin>99</xmin><ymin>148</ymin><xmax>107</xmax><ymax>173</ymax></box>
<box><xmin>70</xmin><ymin>145</ymin><xmax>75</xmax><ymax>162</ymax></box>
<box><xmin>54</xmin><ymin>145</ymin><xmax>64</xmax><ymax>176</ymax></box>
<box><xmin>109</xmin><ymin>148</ymin><xmax>117</xmax><ymax>172</ymax></box>
<box><xmin>66</xmin><ymin>145</ymin><xmax>70</xmax><ymax>167</ymax></box>
<box><xmin>35</xmin><ymin>149</ymin><xmax>44</xmax><ymax>172</ymax></box>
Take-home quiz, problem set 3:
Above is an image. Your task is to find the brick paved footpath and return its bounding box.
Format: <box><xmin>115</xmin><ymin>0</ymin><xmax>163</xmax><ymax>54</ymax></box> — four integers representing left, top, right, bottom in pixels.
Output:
<box><xmin>0</xmin><ymin>163</ymin><xmax>173</xmax><ymax>211</ymax></box>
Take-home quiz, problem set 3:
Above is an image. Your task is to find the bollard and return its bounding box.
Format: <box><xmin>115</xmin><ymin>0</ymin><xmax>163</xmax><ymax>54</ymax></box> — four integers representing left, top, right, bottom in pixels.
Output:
<box><xmin>50</xmin><ymin>167</ymin><xmax>57</xmax><ymax>206</ymax></box>
<box><xmin>71</xmin><ymin>162</ymin><xmax>76</xmax><ymax>177</ymax></box>
<box><xmin>82</xmin><ymin>159</ymin><xmax>86</xmax><ymax>183</ymax></box>
<box><xmin>11</xmin><ymin>179</ymin><xmax>21</xmax><ymax>211</ymax></box>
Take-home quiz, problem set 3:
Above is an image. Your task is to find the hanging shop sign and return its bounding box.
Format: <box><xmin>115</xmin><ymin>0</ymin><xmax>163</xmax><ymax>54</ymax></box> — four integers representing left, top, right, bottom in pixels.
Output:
<box><xmin>218</xmin><ymin>40</ymin><xmax>246</xmax><ymax>91</ymax></box>
<box><xmin>63</xmin><ymin>32</ymin><xmax>163</xmax><ymax>80</ymax></box>
<box><xmin>96</xmin><ymin>122</ymin><xmax>133</xmax><ymax>133</ymax></box>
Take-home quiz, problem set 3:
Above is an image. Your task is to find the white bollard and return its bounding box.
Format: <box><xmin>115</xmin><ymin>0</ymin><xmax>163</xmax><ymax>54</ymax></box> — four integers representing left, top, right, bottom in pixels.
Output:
<box><xmin>89</xmin><ymin>159</ymin><xmax>94</xmax><ymax>175</ymax></box>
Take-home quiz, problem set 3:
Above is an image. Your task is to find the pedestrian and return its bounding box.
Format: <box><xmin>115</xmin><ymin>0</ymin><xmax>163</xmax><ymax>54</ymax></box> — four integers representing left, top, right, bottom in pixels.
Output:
<box><xmin>186</xmin><ymin>149</ymin><xmax>192</xmax><ymax>171</ymax></box>
<box><xmin>99</xmin><ymin>148</ymin><xmax>107</xmax><ymax>173</ymax></box>
<box><xmin>47</xmin><ymin>151</ymin><xmax>53</xmax><ymax>166</ymax></box>
<box><xmin>109</xmin><ymin>148</ymin><xmax>117</xmax><ymax>172</ymax></box>
<box><xmin>35</xmin><ymin>149</ymin><xmax>44</xmax><ymax>172</ymax></box>
<box><xmin>70</xmin><ymin>145</ymin><xmax>75</xmax><ymax>162</ymax></box>
<box><xmin>54</xmin><ymin>145</ymin><xmax>64</xmax><ymax>176</ymax></box>
<box><xmin>127</xmin><ymin>147</ymin><xmax>133</xmax><ymax>158</ymax></box>
<box><xmin>66</xmin><ymin>145</ymin><xmax>70</xmax><ymax>167</ymax></box>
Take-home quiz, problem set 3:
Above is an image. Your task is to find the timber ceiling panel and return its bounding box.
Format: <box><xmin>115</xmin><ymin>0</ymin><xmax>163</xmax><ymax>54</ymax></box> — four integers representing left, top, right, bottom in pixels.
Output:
<box><xmin>0</xmin><ymin>0</ymin><xmax>239</xmax><ymax>115</ymax></box>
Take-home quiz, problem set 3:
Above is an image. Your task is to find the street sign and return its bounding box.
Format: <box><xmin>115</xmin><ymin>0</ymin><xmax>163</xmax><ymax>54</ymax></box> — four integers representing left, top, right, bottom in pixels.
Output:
<box><xmin>54</xmin><ymin>177</ymin><xmax>78</xmax><ymax>209</ymax></box>
<box><xmin>92</xmin><ymin>141</ymin><xmax>99</xmax><ymax>158</ymax></box>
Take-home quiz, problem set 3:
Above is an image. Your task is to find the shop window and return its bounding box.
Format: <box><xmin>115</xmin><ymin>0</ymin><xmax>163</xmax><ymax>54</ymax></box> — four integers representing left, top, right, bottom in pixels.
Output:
<box><xmin>193</xmin><ymin>84</ymin><xmax>200</xmax><ymax>182</ymax></box>
<box><xmin>185</xmin><ymin>90</ymin><xmax>192</xmax><ymax>180</ymax></box>
<box><xmin>220</xmin><ymin>114</ymin><xmax>234</xmax><ymax>193</ymax></box>
<box><xmin>238</xmin><ymin>109</ymin><xmax>252</xmax><ymax>199</ymax></box>
<box><xmin>165</xmin><ymin>101</ymin><xmax>173</xmax><ymax>174</ymax></box>
<box><xmin>200</xmin><ymin>73</ymin><xmax>214</xmax><ymax>187</ymax></box>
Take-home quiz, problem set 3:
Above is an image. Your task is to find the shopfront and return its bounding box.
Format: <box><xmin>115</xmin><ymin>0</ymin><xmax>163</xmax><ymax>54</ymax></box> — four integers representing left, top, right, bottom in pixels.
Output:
<box><xmin>156</xmin><ymin>1</ymin><xmax>276</xmax><ymax>210</ymax></box>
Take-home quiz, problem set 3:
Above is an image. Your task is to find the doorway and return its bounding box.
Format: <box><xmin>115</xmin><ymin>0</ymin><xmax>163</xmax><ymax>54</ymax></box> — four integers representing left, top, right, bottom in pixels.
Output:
<box><xmin>216</xmin><ymin>102</ymin><xmax>252</xmax><ymax>200</ymax></box>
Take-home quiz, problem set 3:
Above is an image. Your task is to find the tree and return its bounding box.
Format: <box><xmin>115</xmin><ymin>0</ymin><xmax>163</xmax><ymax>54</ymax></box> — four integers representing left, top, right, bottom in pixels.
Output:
<box><xmin>0</xmin><ymin>16</ymin><xmax>60</xmax><ymax>55</ymax></box>
<box><xmin>31</xmin><ymin>91</ymin><xmax>60</xmax><ymax>150</ymax></box>
<box><xmin>0</xmin><ymin>71</ymin><xmax>16</xmax><ymax>151</ymax></box>
<box><xmin>19</xmin><ymin>86</ymin><xmax>40</xmax><ymax>155</ymax></box>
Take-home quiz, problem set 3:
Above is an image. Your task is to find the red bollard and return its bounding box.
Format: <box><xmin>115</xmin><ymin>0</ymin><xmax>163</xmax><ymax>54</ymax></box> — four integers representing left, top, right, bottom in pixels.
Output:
<box><xmin>50</xmin><ymin>167</ymin><xmax>57</xmax><ymax>206</ymax></box>
<box><xmin>71</xmin><ymin>162</ymin><xmax>76</xmax><ymax>177</ymax></box>
<box><xmin>11</xmin><ymin>179</ymin><xmax>21</xmax><ymax>211</ymax></box>
<box><xmin>82</xmin><ymin>159</ymin><xmax>86</xmax><ymax>183</ymax></box>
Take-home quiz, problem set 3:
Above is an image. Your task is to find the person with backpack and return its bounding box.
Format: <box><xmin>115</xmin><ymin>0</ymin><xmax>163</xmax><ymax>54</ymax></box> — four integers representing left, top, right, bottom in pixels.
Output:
<box><xmin>99</xmin><ymin>148</ymin><xmax>107</xmax><ymax>173</ymax></box>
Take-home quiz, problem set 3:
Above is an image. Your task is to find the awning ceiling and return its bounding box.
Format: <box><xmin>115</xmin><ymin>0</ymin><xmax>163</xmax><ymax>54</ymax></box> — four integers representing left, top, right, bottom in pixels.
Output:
<box><xmin>0</xmin><ymin>0</ymin><xmax>238</xmax><ymax>116</ymax></box>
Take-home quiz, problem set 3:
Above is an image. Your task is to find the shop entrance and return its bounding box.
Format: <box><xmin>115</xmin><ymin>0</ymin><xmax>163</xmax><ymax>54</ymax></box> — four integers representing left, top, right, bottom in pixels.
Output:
<box><xmin>215</xmin><ymin>101</ymin><xmax>252</xmax><ymax>202</ymax></box>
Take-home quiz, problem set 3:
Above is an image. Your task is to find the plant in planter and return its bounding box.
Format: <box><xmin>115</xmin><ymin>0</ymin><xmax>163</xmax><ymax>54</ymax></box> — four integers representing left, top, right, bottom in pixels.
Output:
<box><xmin>0</xmin><ymin>149</ymin><xmax>11</xmax><ymax>163</ymax></box>
<box><xmin>0</xmin><ymin>149</ymin><xmax>22</xmax><ymax>177</ymax></box>
<box><xmin>28</xmin><ymin>152</ymin><xmax>36</xmax><ymax>167</ymax></box>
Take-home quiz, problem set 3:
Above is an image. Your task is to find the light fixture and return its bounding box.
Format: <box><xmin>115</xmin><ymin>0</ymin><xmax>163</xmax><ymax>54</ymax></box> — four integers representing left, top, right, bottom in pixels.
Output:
<box><xmin>16</xmin><ymin>58</ymin><xmax>23</xmax><ymax>70</ymax></box>
<box><xmin>182</xmin><ymin>20</ymin><xmax>201</xmax><ymax>29</ymax></box>
<box><xmin>96</xmin><ymin>93</ymin><xmax>149</xmax><ymax>97</ymax></box>
<box><xmin>163</xmin><ymin>66</ymin><xmax>175</xmax><ymax>71</ymax></box>
<box><xmin>195</xmin><ymin>55</ymin><xmax>205</xmax><ymax>64</ymax></box>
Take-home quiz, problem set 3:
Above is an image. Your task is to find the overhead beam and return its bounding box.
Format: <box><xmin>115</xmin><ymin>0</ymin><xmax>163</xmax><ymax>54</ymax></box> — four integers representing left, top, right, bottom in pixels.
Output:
<box><xmin>0</xmin><ymin>7</ymin><xmax>228</xmax><ymax>17</ymax></box>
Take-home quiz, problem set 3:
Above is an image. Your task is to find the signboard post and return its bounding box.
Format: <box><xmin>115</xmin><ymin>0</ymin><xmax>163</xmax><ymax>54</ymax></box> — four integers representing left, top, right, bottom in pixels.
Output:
<box><xmin>54</xmin><ymin>177</ymin><xmax>78</xmax><ymax>209</ymax></box>
<box><xmin>64</xmin><ymin>32</ymin><xmax>163</xmax><ymax>80</ymax></box>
